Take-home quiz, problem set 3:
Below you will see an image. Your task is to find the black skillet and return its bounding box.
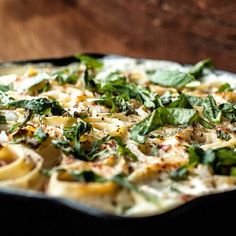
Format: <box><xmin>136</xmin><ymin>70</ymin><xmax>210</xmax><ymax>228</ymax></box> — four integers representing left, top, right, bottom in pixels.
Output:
<box><xmin>0</xmin><ymin>54</ymin><xmax>235</xmax><ymax>235</ymax></box>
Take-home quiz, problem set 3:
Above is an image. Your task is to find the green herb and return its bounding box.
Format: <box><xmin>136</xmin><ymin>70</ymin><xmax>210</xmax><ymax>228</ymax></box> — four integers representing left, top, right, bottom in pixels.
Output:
<box><xmin>202</xmin><ymin>95</ymin><xmax>222</xmax><ymax>123</ymax></box>
<box><xmin>75</xmin><ymin>55</ymin><xmax>104</xmax><ymax>70</ymax></box>
<box><xmin>0</xmin><ymin>91</ymin><xmax>14</xmax><ymax>106</ymax></box>
<box><xmin>184</xmin><ymin>94</ymin><xmax>204</xmax><ymax>106</ymax></box>
<box><xmin>171</xmin><ymin>146</ymin><xmax>236</xmax><ymax>180</ymax></box>
<box><xmin>87</xmin><ymin>72</ymin><xmax>161</xmax><ymax>110</ymax></box>
<box><xmin>219</xmin><ymin>102</ymin><xmax>236</xmax><ymax>122</ymax></box>
<box><xmin>170</xmin><ymin>166</ymin><xmax>189</xmax><ymax>180</ymax></box>
<box><xmin>7</xmin><ymin>98</ymin><xmax>66</xmax><ymax>116</ymax></box>
<box><xmin>67</xmin><ymin>170</ymin><xmax>159</xmax><ymax>204</ymax></box>
<box><xmin>8</xmin><ymin>110</ymin><xmax>33</xmax><ymax>133</ymax></box>
<box><xmin>7</xmin><ymin>98</ymin><xmax>65</xmax><ymax>134</ymax></box>
<box><xmin>52</xmin><ymin>140</ymin><xmax>75</xmax><ymax>155</ymax></box>
<box><xmin>19</xmin><ymin>73</ymin><xmax>50</xmax><ymax>95</ymax></box>
<box><xmin>70</xmin><ymin>170</ymin><xmax>106</xmax><ymax>183</ymax></box>
<box><xmin>114</xmin><ymin>136</ymin><xmax>138</xmax><ymax>161</ymax></box>
<box><xmin>11</xmin><ymin>126</ymin><xmax>48</xmax><ymax>147</ymax></box>
<box><xmin>198</xmin><ymin>117</ymin><xmax>215</xmax><ymax>129</ymax></box>
<box><xmin>149</xmin><ymin>70</ymin><xmax>194</xmax><ymax>89</ymax></box>
<box><xmin>0</xmin><ymin>115</ymin><xmax>6</xmax><ymax>124</ymax></box>
<box><xmin>73</xmin><ymin>111</ymin><xmax>88</xmax><ymax>119</ymax></box>
<box><xmin>149</xmin><ymin>59</ymin><xmax>213</xmax><ymax>88</ymax></box>
<box><xmin>90</xmin><ymin>94</ymin><xmax>133</xmax><ymax>114</ymax></box>
<box><xmin>0</xmin><ymin>84</ymin><xmax>12</xmax><ymax>92</ymax></box>
<box><xmin>216</xmin><ymin>130</ymin><xmax>231</xmax><ymax>141</ymax></box>
<box><xmin>131</xmin><ymin>107</ymin><xmax>198</xmax><ymax>143</ymax></box>
<box><xmin>41</xmin><ymin>168</ymin><xmax>52</xmax><ymax>177</ymax></box>
<box><xmin>54</xmin><ymin>126</ymin><xmax>137</xmax><ymax>162</ymax></box>
<box><xmin>168</xmin><ymin>93</ymin><xmax>192</xmax><ymax>108</ymax></box>
<box><xmin>160</xmin><ymin>92</ymin><xmax>173</xmax><ymax>105</ymax></box>
<box><xmin>34</xmin><ymin>127</ymin><xmax>48</xmax><ymax>144</ymax></box>
<box><xmin>112</xmin><ymin>174</ymin><xmax>159</xmax><ymax>204</ymax></box>
<box><xmin>218</xmin><ymin>83</ymin><xmax>233</xmax><ymax>92</ymax></box>
<box><xmin>189</xmin><ymin>58</ymin><xmax>213</xmax><ymax>78</ymax></box>
<box><xmin>53</xmin><ymin>66</ymin><xmax>80</xmax><ymax>85</ymax></box>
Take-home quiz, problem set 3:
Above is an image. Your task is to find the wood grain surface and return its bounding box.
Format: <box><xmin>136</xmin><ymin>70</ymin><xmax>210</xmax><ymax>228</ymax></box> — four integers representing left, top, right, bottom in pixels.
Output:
<box><xmin>0</xmin><ymin>0</ymin><xmax>235</xmax><ymax>71</ymax></box>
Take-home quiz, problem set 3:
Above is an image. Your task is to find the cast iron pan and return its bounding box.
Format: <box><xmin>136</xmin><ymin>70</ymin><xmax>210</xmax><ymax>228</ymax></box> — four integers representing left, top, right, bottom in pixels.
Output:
<box><xmin>0</xmin><ymin>54</ymin><xmax>235</xmax><ymax>235</ymax></box>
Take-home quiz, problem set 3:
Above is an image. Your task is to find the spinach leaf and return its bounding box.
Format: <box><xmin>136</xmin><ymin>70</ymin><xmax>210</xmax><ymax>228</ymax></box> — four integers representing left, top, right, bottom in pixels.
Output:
<box><xmin>218</xmin><ymin>83</ymin><xmax>233</xmax><ymax>92</ymax></box>
<box><xmin>89</xmin><ymin>72</ymin><xmax>161</xmax><ymax>110</ymax></box>
<box><xmin>171</xmin><ymin>146</ymin><xmax>236</xmax><ymax>180</ymax></box>
<box><xmin>184</xmin><ymin>94</ymin><xmax>204</xmax><ymax>106</ymax></box>
<box><xmin>90</xmin><ymin>93</ymin><xmax>133</xmax><ymax>114</ymax></box>
<box><xmin>131</xmin><ymin>107</ymin><xmax>198</xmax><ymax>143</ymax></box>
<box><xmin>54</xmin><ymin>125</ymin><xmax>137</xmax><ymax>162</ymax></box>
<box><xmin>66</xmin><ymin>170</ymin><xmax>159</xmax><ymax>204</ymax></box>
<box><xmin>112</xmin><ymin>174</ymin><xmax>159</xmax><ymax>204</ymax></box>
<box><xmin>53</xmin><ymin>66</ymin><xmax>80</xmax><ymax>85</ymax></box>
<box><xmin>70</xmin><ymin>170</ymin><xmax>106</xmax><ymax>183</ymax></box>
<box><xmin>0</xmin><ymin>91</ymin><xmax>14</xmax><ymax>106</ymax></box>
<box><xmin>8</xmin><ymin>110</ymin><xmax>33</xmax><ymax>133</ymax></box>
<box><xmin>189</xmin><ymin>58</ymin><xmax>213</xmax><ymax>78</ymax></box>
<box><xmin>12</xmin><ymin>126</ymin><xmax>48</xmax><ymax>148</ymax></box>
<box><xmin>33</xmin><ymin>127</ymin><xmax>48</xmax><ymax>144</ymax></box>
<box><xmin>168</xmin><ymin>93</ymin><xmax>192</xmax><ymax>108</ymax></box>
<box><xmin>113</xmin><ymin>136</ymin><xmax>138</xmax><ymax>161</ymax></box>
<box><xmin>170</xmin><ymin>166</ymin><xmax>189</xmax><ymax>181</ymax></box>
<box><xmin>52</xmin><ymin>140</ymin><xmax>75</xmax><ymax>155</ymax></box>
<box><xmin>202</xmin><ymin>95</ymin><xmax>222</xmax><ymax>123</ymax></box>
<box><xmin>219</xmin><ymin>103</ymin><xmax>236</xmax><ymax>122</ymax></box>
<box><xmin>7</xmin><ymin>98</ymin><xmax>66</xmax><ymax>116</ymax></box>
<box><xmin>149</xmin><ymin>59</ymin><xmax>213</xmax><ymax>88</ymax></box>
<box><xmin>0</xmin><ymin>115</ymin><xmax>6</xmax><ymax>124</ymax></box>
<box><xmin>216</xmin><ymin>129</ymin><xmax>231</xmax><ymax>141</ymax></box>
<box><xmin>0</xmin><ymin>84</ymin><xmax>12</xmax><ymax>92</ymax></box>
<box><xmin>75</xmin><ymin>55</ymin><xmax>104</xmax><ymax>70</ymax></box>
<box><xmin>149</xmin><ymin>70</ymin><xmax>194</xmax><ymax>89</ymax></box>
<box><xmin>19</xmin><ymin>73</ymin><xmax>50</xmax><ymax>95</ymax></box>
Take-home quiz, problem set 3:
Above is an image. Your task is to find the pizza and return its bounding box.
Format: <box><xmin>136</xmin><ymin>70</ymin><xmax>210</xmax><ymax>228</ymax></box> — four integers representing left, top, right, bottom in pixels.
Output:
<box><xmin>0</xmin><ymin>55</ymin><xmax>236</xmax><ymax>216</ymax></box>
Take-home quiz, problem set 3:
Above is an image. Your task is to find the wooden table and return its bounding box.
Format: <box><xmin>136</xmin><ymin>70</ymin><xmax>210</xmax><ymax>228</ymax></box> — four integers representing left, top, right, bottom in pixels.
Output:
<box><xmin>0</xmin><ymin>0</ymin><xmax>236</xmax><ymax>71</ymax></box>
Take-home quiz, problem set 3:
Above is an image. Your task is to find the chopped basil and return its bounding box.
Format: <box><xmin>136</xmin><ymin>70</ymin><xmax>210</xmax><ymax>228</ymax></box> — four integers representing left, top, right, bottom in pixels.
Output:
<box><xmin>170</xmin><ymin>166</ymin><xmax>189</xmax><ymax>181</ymax></box>
<box><xmin>70</xmin><ymin>170</ymin><xmax>106</xmax><ymax>183</ymax></box>
<box><xmin>149</xmin><ymin>59</ymin><xmax>213</xmax><ymax>88</ymax></box>
<box><xmin>0</xmin><ymin>115</ymin><xmax>6</xmax><ymax>124</ymax></box>
<box><xmin>149</xmin><ymin>70</ymin><xmax>194</xmax><ymax>89</ymax></box>
<box><xmin>87</xmin><ymin>72</ymin><xmax>161</xmax><ymax>110</ymax></box>
<box><xmin>90</xmin><ymin>94</ymin><xmax>134</xmax><ymax>114</ymax></box>
<box><xmin>19</xmin><ymin>73</ymin><xmax>50</xmax><ymax>95</ymax></box>
<box><xmin>0</xmin><ymin>84</ymin><xmax>12</xmax><ymax>92</ymax></box>
<box><xmin>53</xmin><ymin>66</ymin><xmax>80</xmax><ymax>85</ymax></box>
<box><xmin>202</xmin><ymin>95</ymin><xmax>222</xmax><ymax>123</ymax></box>
<box><xmin>7</xmin><ymin>98</ymin><xmax>66</xmax><ymax>116</ymax></box>
<box><xmin>218</xmin><ymin>83</ymin><xmax>233</xmax><ymax>92</ymax></box>
<box><xmin>8</xmin><ymin>110</ymin><xmax>33</xmax><ymax>133</ymax></box>
<box><xmin>171</xmin><ymin>146</ymin><xmax>236</xmax><ymax>180</ymax></box>
<box><xmin>216</xmin><ymin>129</ymin><xmax>231</xmax><ymax>141</ymax></box>
<box><xmin>114</xmin><ymin>136</ymin><xmax>138</xmax><ymax>161</ymax></box>
<box><xmin>75</xmin><ymin>55</ymin><xmax>104</xmax><ymax>70</ymax></box>
<box><xmin>53</xmin><ymin>125</ymin><xmax>137</xmax><ymax>162</ymax></box>
<box><xmin>219</xmin><ymin>102</ymin><xmax>236</xmax><ymax>122</ymax></box>
<box><xmin>12</xmin><ymin>126</ymin><xmax>48</xmax><ymax>148</ymax></box>
<box><xmin>66</xmin><ymin>170</ymin><xmax>159</xmax><ymax>204</ymax></box>
<box><xmin>188</xmin><ymin>58</ymin><xmax>213</xmax><ymax>78</ymax></box>
<box><xmin>168</xmin><ymin>93</ymin><xmax>192</xmax><ymax>108</ymax></box>
<box><xmin>34</xmin><ymin>127</ymin><xmax>48</xmax><ymax>144</ymax></box>
<box><xmin>131</xmin><ymin>107</ymin><xmax>198</xmax><ymax>143</ymax></box>
<box><xmin>184</xmin><ymin>94</ymin><xmax>204</xmax><ymax>106</ymax></box>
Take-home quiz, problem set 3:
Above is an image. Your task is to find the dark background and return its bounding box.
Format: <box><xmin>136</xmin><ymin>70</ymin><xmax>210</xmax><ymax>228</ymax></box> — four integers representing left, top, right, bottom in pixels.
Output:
<box><xmin>0</xmin><ymin>0</ymin><xmax>236</xmax><ymax>71</ymax></box>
